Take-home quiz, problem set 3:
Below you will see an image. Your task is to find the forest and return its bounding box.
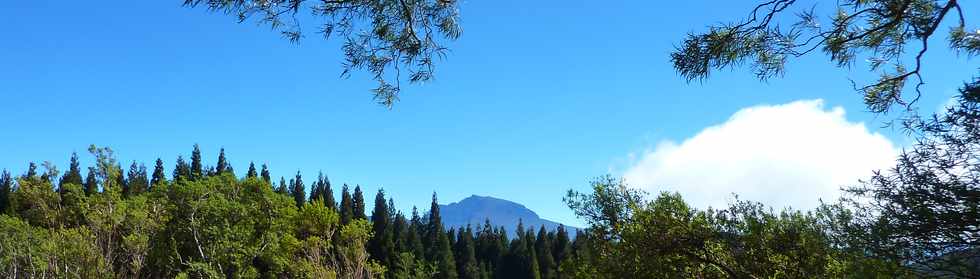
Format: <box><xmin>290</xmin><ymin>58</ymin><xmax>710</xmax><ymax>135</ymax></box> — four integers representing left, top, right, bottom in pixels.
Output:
<box><xmin>2</xmin><ymin>0</ymin><xmax>978</xmax><ymax>278</ymax></box>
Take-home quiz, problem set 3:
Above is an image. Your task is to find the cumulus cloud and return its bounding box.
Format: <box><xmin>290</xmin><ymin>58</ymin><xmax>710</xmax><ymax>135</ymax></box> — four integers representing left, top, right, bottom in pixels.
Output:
<box><xmin>622</xmin><ymin>100</ymin><xmax>898</xmax><ymax>210</ymax></box>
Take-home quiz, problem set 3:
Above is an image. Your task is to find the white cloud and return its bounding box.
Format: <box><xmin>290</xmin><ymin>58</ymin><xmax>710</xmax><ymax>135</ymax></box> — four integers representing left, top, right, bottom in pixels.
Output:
<box><xmin>622</xmin><ymin>100</ymin><xmax>898</xmax><ymax>210</ymax></box>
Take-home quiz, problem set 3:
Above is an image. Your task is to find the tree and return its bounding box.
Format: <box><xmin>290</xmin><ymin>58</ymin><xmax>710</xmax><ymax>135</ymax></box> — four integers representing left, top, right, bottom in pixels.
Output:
<box><xmin>672</xmin><ymin>0</ymin><xmax>977</xmax><ymax>114</ymax></box>
<box><xmin>276</xmin><ymin>177</ymin><xmax>289</xmax><ymax>195</ymax></box>
<box><xmin>564</xmin><ymin>175</ymin><xmax>865</xmax><ymax>278</ymax></box>
<box><xmin>260</xmin><ymin>164</ymin><xmax>271</xmax><ymax>185</ymax></box>
<box><xmin>183</xmin><ymin>0</ymin><xmax>464</xmax><ymax>108</ymax></box>
<box><xmin>126</xmin><ymin>161</ymin><xmax>149</xmax><ymax>196</ymax></box>
<box><xmin>340</xmin><ymin>184</ymin><xmax>354</xmax><ymax>225</ymax></box>
<box><xmin>353</xmin><ymin>185</ymin><xmax>367</xmax><ymax>221</ymax></box>
<box><xmin>369</xmin><ymin>189</ymin><xmax>395</xmax><ymax>269</ymax></box>
<box><xmin>0</xmin><ymin>170</ymin><xmax>11</xmax><ymax>214</ymax></box>
<box><xmin>59</xmin><ymin>152</ymin><xmax>84</xmax><ymax>190</ymax></box>
<box><xmin>25</xmin><ymin>162</ymin><xmax>38</xmax><ymax>179</ymax></box>
<box><xmin>426</xmin><ymin>192</ymin><xmax>444</xmax><ymax>260</ymax></box>
<box><xmin>150</xmin><ymin>158</ymin><xmax>167</xmax><ymax>188</ymax></box>
<box><xmin>290</xmin><ymin>171</ymin><xmax>306</xmax><ymax>208</ymax></box>
<box><xmin>215</xmin><ymin>148</ymin><xmax>228</xmax><ymax>175</ymax></box>
<box><xmin>834</xmin><ymin>78</ymin><xmax>980</xmax><ymax>278</ymax></box>
<box><xmin>173</xmin><ymin>156</ymin><xmax>191</xmax><ymax>182</ymax></box>
<box><xmin>323</xmin><ymin>175</ymin><xmax>337</xmax><ymax>211</ymax></box>
<box><xmin>246</xmin><ymin>162</ymin><xmax>258</xmax><ymax>179</ymax></box>
<box><xmin>84</xmin><ymin>167</ymin><xmax>98</xmax><ymax>195</ymax></box>
<box><xmin>534</xmin><ymin>226</ymin><xmax>556</xmax><ymax>279</ymax></box>
<box><xmin>190</xmin><ymin>144</ymin><xmax>203</xmax><ymax>180</ymax></box>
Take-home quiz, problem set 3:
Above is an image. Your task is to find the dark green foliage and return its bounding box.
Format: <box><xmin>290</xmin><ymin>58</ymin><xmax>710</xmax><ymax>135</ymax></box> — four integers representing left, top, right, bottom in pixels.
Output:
<box><xmin>353</xmin><ymin>185</ymin><xmax>367</xmax><ymax>220</ymax></box>
<box><xmin>535</xmin><ymin>226</ymin><xmax>556</xmax><ymax>279</ymax></box>
<box><xmin>172</xmin><ymin>156</ymin><xmax>191</xmax><ymax>182</ymax></box>
<box><xmin>190</xmin><ymin>144</ymin><xmax>203</xmax><ymax>180</ymax></box>
<box><xmin>339</xmin><ymin>184</ymin><xmax>354</xmax><ymax>225</ymax></box>
<box><xmin>276</xmin><ymin>177</ymin><xmax>288</xmax><ymax>195</ymax></box>
<box><xmin>260</xmin><ymin>163</ymin><xmax>271</xmax><ymax>184</ymax></box>
<box><xmin>125</xmin><ymin>161</ymin><xmax>149</xmax><ymax>197</ymax></box>
<box><xmin>25</xmin><ymin>162</ymin><xmax>37</xmax><ymax>179</ymax></box>
<box><xmin>672</xmin><ymin>0</ymin><xmax>977</xmax><ymax>114</ymax></box>
<box><xmin>215</xmin><ymin>147</ymin><xmax>228</xmax><ymax>174</ymax></box>
<box><xmin>246</xmin><ymin>162</ymin><xmax>257</xmax><ymax>178</ymax></box>
<box><xmin>83</xmin><ymin>167</ymin><xmax>98</xmax><ymax>196</ymax></box>
<box><xmin>183</xmin><ymin>0</ymin><xmax>464</xmax><ymax>108</ymax></box>
<box><xmin>0</xmin><ymin>170</ymin><xmax>11</xmax><ymax>214</ymax></box>
<box><xmin>59</xmin><ymin>152</ymin><xmax>84</xmax><ymax>191</ymax></box>
<box><xmin>150</xmin><ymin>158</ymin><xmax>167</xmax><ymax>188</ymax></box>
<box><xmin>290</xmin><ymin>171</ymin><xmax>306</xmax><ymax>208</ymax></box>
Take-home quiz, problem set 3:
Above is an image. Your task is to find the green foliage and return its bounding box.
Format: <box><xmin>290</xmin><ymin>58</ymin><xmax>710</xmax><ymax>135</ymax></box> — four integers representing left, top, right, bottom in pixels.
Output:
<box><xmin>672</xmin><ymin>0</ymin><xmax>976</xmax><ymax>114</ymax></box>
<box><xmin>184</xmin><ymin>0</ymin><xmax>464</xmax><ymax>108</ymax></box>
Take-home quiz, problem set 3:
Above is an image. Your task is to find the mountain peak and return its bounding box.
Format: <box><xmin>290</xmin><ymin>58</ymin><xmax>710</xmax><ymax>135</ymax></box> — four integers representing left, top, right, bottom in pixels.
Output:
<box><xmin>439</xmin><ymin>195</ymin><xmax>575</xmax><ymax>236</ymax></box>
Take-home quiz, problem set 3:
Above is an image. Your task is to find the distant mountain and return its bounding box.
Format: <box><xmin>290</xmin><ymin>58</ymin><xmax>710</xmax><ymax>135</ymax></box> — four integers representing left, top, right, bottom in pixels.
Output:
<box><xmin>439</xmin><ymin>195</ymin><xmax>579</xmax><ymax>237</ymax></box>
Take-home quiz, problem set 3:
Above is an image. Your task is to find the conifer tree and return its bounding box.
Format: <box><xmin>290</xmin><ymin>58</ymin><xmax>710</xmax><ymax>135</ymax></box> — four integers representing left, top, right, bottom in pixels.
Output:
<box><xmin>340</xmin><ymin>184</ymin><xmax>354</xmax><ymax>225</ymax></box>
<box><xmin>0</xmin><ymin>169</ymin><xmax>11</xmax><ymax>214</ymax></box>
<box><xmin>290</xmin><ymin>171</ymin><xmax>305</xmax><ymax>207</ymax></box>
<box><xmin>126</xmin><ymin>162</ymin><xmax>149</xmax><ymax>196</ymax></box>
<box><xmin>353</xmin><ymin>185</ymin><xmax>367</xmax><ymax>220</ymax></box>
<box><xmin>552</xmin><ymin>224</ymin><xmax>571</xmax><ymax>272</ymax></box>
<box><xmin>309</xmin><ymin>172</ymin><xmax>324</xmax><ymax>202</ymax></box>
<box><xmin>151</xmin><ymin>158</ymin><xmax>167</xmax><ymax>188</ymax></box>
<box><xmin>190</xmin><ymin>144</ymin><xmax>203</xmax><ymax>180</ymax></box>
<box><xmin>59</xmin><ymin>152</ymin><xmax>84</xmax><ymax>190</ymax></box>
<box><xmin>408</xmin><ymin>206</ymin><xmax>426</xmax><ymax>257</ymax></box>
<box><xmin>535</xmin><ymin>226</ymin><xmax>556</xmax><ymax>279</ymax></box>
<box><xmin>369</xmin><ymin>189</ymin><xmax>395</xmax><ymax>267</ymax></box>
<box><xmin>426</xmin><ymin>192</ymin><xmax>444</xmax><ymax>260</ymax></box>
<box><xmin>456</xmin><ymin>227</ymin><xmax>480</xmax><ymax>279</ymax></box>
<box><xmin>436</xmin><ymin>229</ymin><xmax>459</xmax><ymax>279</ymax></box>
<box><xmin>276</xmin><ymin>177</ymin><xmax>288</xmax><ymax>195</ymax></box>
<box><xmin>246</xmin><ymin>162</ymin><xmax>258</xmax><ymax>178</ymax></box>
<box><xmin>115</xmin><ymin>163</ymin><xmax>127</xmax><ymax>195</ymax></box>
<box><xmin>260</xmin><ymin>164</ymin><xmax>271</xmax><ymax>184</ymax></box>
<box><xmin>84</xmin><ymin>167</ymin><xmax>98</xmax><ymax>195</ymax></box>
<box><xmin>173</xmin><ymin>156</ymin><xmax>191</xmax><ymax>181</ymax></box>
<box><xmin>215</xmin><ymin>148</ymin><xmax>228</xmax><ymax>175</ymax></box>
<box><xmin>25</xmin><ymin>162</ymin><xmax>38</xmax><ymax>179</ymax></box>
<box><xmin>323</xmin><ymin>175</ymin><xmax>336</xmax><ymax>210</ymax></box>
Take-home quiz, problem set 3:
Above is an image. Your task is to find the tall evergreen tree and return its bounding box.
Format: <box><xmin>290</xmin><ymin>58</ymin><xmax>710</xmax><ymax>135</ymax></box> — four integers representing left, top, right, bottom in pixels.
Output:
<box><xmin>290</xmin><ymin>171</ymin><xmax>305</xmax><ymax>208</ymax></box>
<box><xmin>407</xmin><ymin>206</ymin><xmax>426</xmax><ymax>258</ymax></box>
<box><xmin>215</xmin><ymin>148</ymin><xmax>228</xmax><ymax>175</ymax></box>
<box><xmin>339</xmin><ymin>184</ymin><xmax>354</xmax><ymax>225</ymax></box>
<box><xmin>322</xmin><ymin>175</ymin><xmax>336</xmax><ymax>210</ymax></box>
<box><xmin>84</xmin><ymin>167</ymin><xmax>98</xmax><ymax>195</ymax></box>
<box><xmin>115</xmin><ymin>163</ymin><xmax>127</xmax><ymax>195</ymax></box>
<box><xmin>0</xmin><ymin>170</ymin><xmax>11</xmax><ymax>214</ymax></box>
<box><xmin>59</xmin><ymin>152</ymin><xmax>84</xmax><ymax>190</ymax></box>
<box><xmin>246</xmin><ymin>162</ymin><xmax>258</xmax><ymax>179</ymax></box>
<box><xmin>456</xmin><ymin>227</ymin><xmax>480</xmax><ymax>279</ymax></box>
<box><xmin>535</xmin><ymin>226</ymin><xmax>556</xmax><ymax>279</ymax></box>
<box><xmin>126</xmin><ymin>161</ymin><xmax>149</xmax><ymax>196</ymax></box>
<box><xmin>276</xmin><ymin>177</ymin><xmax>288</xmax><ymax>195</ymax></box>
<box><xmin>25</xmin><ymin>162</ymin><xmax>38</xmax><ymax>179</ymax></box>
<box><xmin>151</xmin><ymin>158</ymin><xmax>167</xmax><ymax>188</ymax></box>
<box><xmin>552</xmin><ymin>224</ymin><xmax>571</xmax><ymax>272</ymax></box>
<box><xmin>426</xmin><ymin>192</ymin><xmax>444</xmax><ymax>260</ymax></box>
<box><xmin>260</xmin><ymin>164</ymin><xmax>271</xmax><ymax>184</ymax></box>
<box><xmin>190</xmin><ymin>144</ymin><xmax>203</xmax><ymax>180</ymax></box>
<box><xmin>436</xmin><ymin>229</ymin><xmax>459</xmax><ymax>279</ymax></box>
<box><xmin>353</xmin><ymin>185</ymin><xmax>366</xmax><ymax>220</ymax></box>
<box><xmin>369</xmin><ymin>189</ymin><xmax>395</xmax><ymax>269</ymax></box>
<box><xmin>173</xmin><ymin>156</ymin><xmax>191</xmax><ymax>182</ymax></box>
<box><xmin>309</xmin><ymin>172</ymin><xmax>324</xmax><ymax>202</ymax></box>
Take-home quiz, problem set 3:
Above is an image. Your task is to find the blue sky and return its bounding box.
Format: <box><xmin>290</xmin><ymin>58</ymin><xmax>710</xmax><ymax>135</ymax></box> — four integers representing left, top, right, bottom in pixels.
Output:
<box><xmin>1</xmin><ymin>0</ymin><xmax>976</xmax><ymax>226</ymax></box>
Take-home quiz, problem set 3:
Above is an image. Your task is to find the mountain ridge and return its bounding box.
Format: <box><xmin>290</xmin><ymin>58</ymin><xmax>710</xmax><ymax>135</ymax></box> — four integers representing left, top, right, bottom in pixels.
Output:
<box><xmin>439</xmin><ymin>195</ymin><xmax>579</xmax><ymax>237</ymax></box>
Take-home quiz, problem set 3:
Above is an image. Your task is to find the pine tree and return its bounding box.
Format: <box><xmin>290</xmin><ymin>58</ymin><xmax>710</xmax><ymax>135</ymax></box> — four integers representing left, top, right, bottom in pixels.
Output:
<box><xmin>215</xmin><ymin>148</ymin><xmax>228</xmax><ymax>175</ymax></box>
<box><xmin>276</xmin><ymin>177</ymin><xmax>288</xmax><ymax>195</ymax></box>
<box><xmin>436</xmin><ymin>229</ymin><xmax>459</xmax><ymax>279</ymax></box>
<box><xmin>115</xmin><ymin>163</ymin><xmax>127</xmax><ymax>195</ymax></box>
<box><xmin>190</xmin><ymin>144</ymin><xmax>203</xmax><ymax>180</ymax></box>
<box><xmin>290</xmin><ymin>171</ymin><xmax>305</xmax><ymax>208</ymax></box>
<box><xmin>173</xmin><ymin>156</ymin><xmax>191</xmax><ymax>181</ymax></box>
<box><xmin>353</xmin><ymin>185</ymin><xmax>366</xmax><ymax>220</ymax></box>
<box><xmin>323</xmin><ymin>175</ymin><xmax>336</xmax><ymax>210</ymax></box>
<box><xmin>456</xmin><ymin>227</ymin><xmax>480</xmax><ymax>279</ymax></box>
<box><xmin>246</xmin><ymin>162</ymin><xmax>258</xmax><ymax>179</ymax></box>
<box><xmin>0</xmin><ymin>170</ymin><xmax>11</xmax><ymax>214</ymax></box>
<box><xmin>59</xmin><ymin>152</ymin><xmax>84</xmax><ymax>190</ymax></box>
<box><xmin>25</xmin><ymin>162</ymin><xmax>38</xmax><ymax>179</ymax></box>
<box><xmin>151</xmin><ymin>158</ymin><xmax>167</xmax><ymax>189</ymax></box>
<box><xmin>426</xmin><ymin>192</ymin><xmax>444</xmax><ymax>260</ymax></box>
<box><xmin>84</xmin><ymin>167</ymin><xmax>98</xmax><ymax>195</ymax></box>
<box><xmin>535</xmin><ymin>226</ymin><xmax>556</xmax><ymax>279</ymax></box>
<box><xmin>309</xmin><ymin>172</ymin><xmax>324</xmax><ymax>202</ymax></box>
<box><xmin>369</xmin><ymin>189</ymin><xmax>395</xmax><ymax>268</ymax></box>
<box><xmin>126</xmin><ymin>161</ymin><xmax>149</xmax><ymax>196</ymax></box>
<box><xmin>407</xmin><ymin>206</ymin><xmax>426</xmax><ymax>257</ymax></box>
<box><xmin>260</xmin><ymin>164</ymin><xmax>271</xmax><ymax>184</ymax></box>
<box><xmin>339</xmin><ymin>184</ymin><xmax>354</xmax><ymax>225</ymax></box>
<box><xmin>552</xmin><ymin>224</ymin><xmax>571</xmax><ymax>275</ymax></box>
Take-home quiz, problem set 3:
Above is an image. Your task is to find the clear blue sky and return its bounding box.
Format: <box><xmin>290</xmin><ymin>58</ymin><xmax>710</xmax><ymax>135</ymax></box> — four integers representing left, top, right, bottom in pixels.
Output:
<box><xmin>1</xmin><ymin>0</ymin><xmax>976</xmax><ymax>226</ymax></box>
